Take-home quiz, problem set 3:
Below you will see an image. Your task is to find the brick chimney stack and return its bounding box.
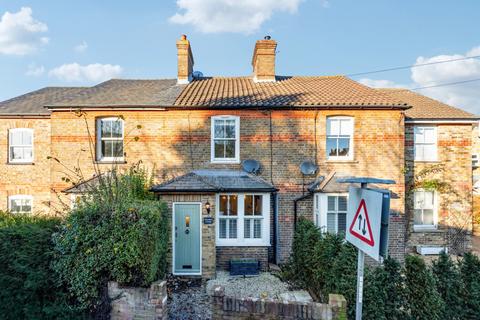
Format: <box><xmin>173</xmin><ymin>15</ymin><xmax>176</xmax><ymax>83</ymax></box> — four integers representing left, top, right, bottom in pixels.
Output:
<box><xmin>251</xmin><ymin>36</ymin><xmax>277</xmax><ymax>83</ymax></box>
<box><xmin>176</xmin><ymin>34</ymin><xmax>194</xmax><ymax>84</ymax></box>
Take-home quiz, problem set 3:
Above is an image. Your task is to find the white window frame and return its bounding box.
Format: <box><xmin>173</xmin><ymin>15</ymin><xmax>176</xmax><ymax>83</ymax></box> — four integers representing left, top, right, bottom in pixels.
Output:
<box><xmin>96</xmin><ymin>117</ymin><xmax>124</xmax><ymax>162</ymax></box>
<box><xmin>326</xmin><ymin>116</ymin><xmax>354</xmax><ymax>161</ymax></box>
<box><xmin>216</xmin><ymin>193</ymin><xmax>270</xmax><ymax>246</ymax></box>
<box><xmin>413</xmin><ymin>189</ymin><xmax>438</xmax><ymax>231</ymax></box>
<box><xmin>314</xmin><ymin>193</ymin><xmax>348</xmax><ymax>234</ymax></box>
<box><xmin>8</xmin><ymin>128</ymin><xmax>34</xmax><ymax>163</ymax></box>
<box><xmin>211</xmin><ymin>116</ymin><xmax>240</xmax><ymax>163</ymax></box>
<box><xmin>414</xmin><ymin>126</ymin><xmax>437</xmax><ymax>162</ymax></box>
<box><xmin>8</xmin><ymin>195</ymin><xmax>33</xmax><ymax>214</ymax></box>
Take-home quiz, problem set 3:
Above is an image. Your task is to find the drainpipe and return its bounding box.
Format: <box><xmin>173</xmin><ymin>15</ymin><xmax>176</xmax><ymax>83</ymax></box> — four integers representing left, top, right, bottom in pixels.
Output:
<box><xmin>273</xmin><ymin>192</ymin><xmax>279</xmax><ymax>264</ymax></box>
<box><xmin>293</xmin><ymin>193</ymin><xmax>312</xmax><ymax>231</ymax></box>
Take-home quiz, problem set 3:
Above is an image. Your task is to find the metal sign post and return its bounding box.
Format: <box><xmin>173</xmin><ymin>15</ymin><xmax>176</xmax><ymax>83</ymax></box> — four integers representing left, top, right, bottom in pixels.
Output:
<box><xmin>337</xmin><ymin>177</ymin><xmax>395</xmax><ymax>320</ymax></box>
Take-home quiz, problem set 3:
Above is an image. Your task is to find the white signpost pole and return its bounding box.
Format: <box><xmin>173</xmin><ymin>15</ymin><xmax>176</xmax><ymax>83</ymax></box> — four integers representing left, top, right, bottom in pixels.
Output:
<box><xmin>355</xmin><ymin>181</ymin><xmax>367</xmax><ymax>320</ymax></box>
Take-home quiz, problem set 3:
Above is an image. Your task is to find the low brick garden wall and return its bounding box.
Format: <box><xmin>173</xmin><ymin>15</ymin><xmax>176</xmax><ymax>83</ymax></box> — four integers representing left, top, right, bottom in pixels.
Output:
<box><xmin>211</xmin><ymin>285</ymin><xmax>347</xmax><ymax>320</ymax></box>
<box><xmin>108</xmin><ymin>280</ymin><xmax>168</xmax><ymax>320</ymax></box>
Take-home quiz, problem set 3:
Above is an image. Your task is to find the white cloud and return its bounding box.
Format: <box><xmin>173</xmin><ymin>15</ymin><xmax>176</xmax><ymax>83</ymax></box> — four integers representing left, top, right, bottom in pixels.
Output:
<box><xmin>49</xmin><ymin>63</ymin><xmax>123</xmax><ymax>83</ymax></box>
<box><xmin>25</xmin><ymin>63</ymin><xmax>45</xmax><ymax>77</ymax></box>
<box><xmin>359</xmin><ymin>46</ymin><xmax>480</xmax><ymax>114</ymax></box>
<box><xmin>0</xmin><ymin>7</ymin><xmax>49</xmax><ymax>55</ymax></box>
<box><xmin>74</xmin><ymin>41</ymin><xmax>88</xmax><ymax>53</ymax></box>
<box><xmin>170</xmin><ymin>0</ymin><xmax>302</xmax><ymax>34</ymax></box>
<box><xmin>358</xmin><ymin>78</ymin><xmax>407</xmax><ymax>89</ymax></box>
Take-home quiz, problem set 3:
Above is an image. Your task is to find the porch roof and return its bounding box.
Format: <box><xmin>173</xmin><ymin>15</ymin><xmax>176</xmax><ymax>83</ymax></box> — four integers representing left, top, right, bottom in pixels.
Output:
<box><xmin>150</xmin><ymin>169</ymin><xmax>277</xmax><ymax>193</ymax></box>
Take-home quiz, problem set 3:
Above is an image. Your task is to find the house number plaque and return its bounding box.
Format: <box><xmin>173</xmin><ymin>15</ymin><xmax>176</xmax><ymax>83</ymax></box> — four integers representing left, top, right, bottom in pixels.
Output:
<box><xmin>203</xmin><ymin>216</ymin><xmax>214</xmax><ymax>225</ymax></box>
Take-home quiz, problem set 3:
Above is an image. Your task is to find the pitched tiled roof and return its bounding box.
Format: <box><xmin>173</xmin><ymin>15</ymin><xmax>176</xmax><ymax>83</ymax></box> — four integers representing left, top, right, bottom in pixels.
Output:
<box><xmin>378</xmin><ymin>88</ymin><xmax>478</xmax><ymax>120</ymax></box>
<box><xmin>150</xmin><ymin>169</ymin><xmax>277</xmax><ymax>193</ymax></box>
<box><xmin>47</xmin><ymin>79</ymin><xmax>185</xmax><ymax>107</ymax></box>
<box><xmin>0</xmin><ymin>87</ymin><xmax>86</xmax><ymax>116</ymax></box>
<box><xmin>174</xmin><ymin>76</ymin><xmax>409</xmax><ymax>108</ymax></box>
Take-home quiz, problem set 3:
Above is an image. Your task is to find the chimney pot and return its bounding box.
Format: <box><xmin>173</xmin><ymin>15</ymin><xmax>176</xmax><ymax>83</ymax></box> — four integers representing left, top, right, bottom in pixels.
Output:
<box><xmin>251</xmin><ymin>37</ymin><xmax>277</xmax><ymax>83</ymax></box>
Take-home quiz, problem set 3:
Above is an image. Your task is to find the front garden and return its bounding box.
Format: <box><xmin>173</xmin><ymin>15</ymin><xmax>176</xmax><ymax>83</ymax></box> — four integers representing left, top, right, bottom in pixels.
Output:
<box><xmin>281</xmin><ymin>218</ymin><xmax>480</xmax><ymax>320</ymax></box>
<box><xmin>0</xmin><ymin>166</ymin><xmax>169</xmax><ymax>319</ymax></box>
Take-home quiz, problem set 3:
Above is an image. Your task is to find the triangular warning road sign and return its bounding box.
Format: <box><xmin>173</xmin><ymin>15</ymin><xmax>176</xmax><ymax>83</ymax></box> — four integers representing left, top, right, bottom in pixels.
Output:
<box><xmin>349</xmin><ymin>199</ymin><xmax>375</xmax><ymax>246</ymax></box>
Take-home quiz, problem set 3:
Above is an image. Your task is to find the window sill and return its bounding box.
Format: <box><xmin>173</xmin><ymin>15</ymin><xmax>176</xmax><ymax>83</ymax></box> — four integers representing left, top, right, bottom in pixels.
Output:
<box><xmin>326</xmin><ymin>160</ymin><xmax>357</xmax><ymax>164</ymax></box>
<box><xmin>7</xmin><ymin>162</ymin><xmax>34</xmax><ymax>165</ymax></box>
<box><xmin>95</xmin><ymin>160</ymin><xmax>127</xmax><ymax>164</ymax></box>
<box><xmin>414</xmin><ymin>160</ymin><xmax>440</xmax><ymax>163</ymax></box>
<box><xmin>216</xmin><ymin>241</ymin><xmax>271</xmax><ymax>247</ymax></box>
<box><xmin>211</xmin><ymin>159</ymin><xmax>241</xmax><ymax>164</ymax></box>
<box><xmin>413</xmin><ymin>226</ymin><xmax>441</xmax><ymax>233</ymax></box>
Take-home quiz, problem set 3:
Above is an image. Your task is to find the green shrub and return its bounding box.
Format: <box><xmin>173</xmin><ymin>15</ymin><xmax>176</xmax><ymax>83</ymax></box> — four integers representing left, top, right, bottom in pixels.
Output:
<box><xmin>53</xmin><ymin>167</ymin><xmax>169</xmax><ymax>315</ymax></box>
<box><xmin>405</xmin><ymin>255</ymin><xmax>444</xmax><ymax>320</ymax></box>
<box><xmin>432</xmin><ymin>252</ymin><xmax>464</xmax><ymax>320</ymax></box>
<box><xmin>459</xmin><ymin>252</ymin><xmax>480</xmax><ymax>319</ymax></box>
<box><xmin>0</xmin><ymin>212</ymin><xmax>85</xmax><ymax>320</ymax></box>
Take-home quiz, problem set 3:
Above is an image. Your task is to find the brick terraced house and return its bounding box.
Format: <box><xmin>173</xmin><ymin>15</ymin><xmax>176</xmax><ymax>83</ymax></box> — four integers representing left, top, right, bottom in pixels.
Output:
<box><xmin>0</xmin><ymin>36</ymin><xmax>478</xmax><ymax>278</ymax></box>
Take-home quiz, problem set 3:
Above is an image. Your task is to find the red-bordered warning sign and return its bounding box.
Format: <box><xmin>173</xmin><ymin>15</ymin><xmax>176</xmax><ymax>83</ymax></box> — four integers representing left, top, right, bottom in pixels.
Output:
<box><xmin>348</xmin><ymin>199</ymin><xmax>374</xmax><ymax>246</ymax></box>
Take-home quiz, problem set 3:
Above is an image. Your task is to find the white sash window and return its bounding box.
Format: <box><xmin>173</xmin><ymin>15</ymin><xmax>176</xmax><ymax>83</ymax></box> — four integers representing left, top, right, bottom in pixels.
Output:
<box><xmin>9</xmin><ymin>128</ymin><xmax>33</xmax><ymax>163</ymax></box>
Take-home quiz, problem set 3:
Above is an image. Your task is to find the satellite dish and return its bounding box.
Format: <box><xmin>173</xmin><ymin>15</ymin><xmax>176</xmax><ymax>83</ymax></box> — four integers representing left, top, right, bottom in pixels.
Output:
<box><xmin>242</xmin><ymin>159</ymin><xmax>261</xmax><ymax>174</ymax></box>
<box><xmin>300</xmin><ymin>161</ymin><xmax>318</xmax><ymax>175</ymax></box>
<box><xmin>192</xmin><ymin>71</ymin><xmax>203</xmax><ymax>78</ymax></box>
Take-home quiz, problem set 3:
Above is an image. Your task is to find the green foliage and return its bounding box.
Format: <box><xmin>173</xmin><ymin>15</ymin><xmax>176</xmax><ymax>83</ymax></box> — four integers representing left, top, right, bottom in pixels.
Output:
<box><xmin>405</xmin><ymin>255</ymin><xmax>444</xmax><ymax>320</ymax></box>
<box><xmin>432</xmin><ymin>252</ymin><xmax>464</xmax><ymax>320</ymax></box>
<box><xmin>459</xmin><ymin>252</ymin><xmax>480</xmax><ymax>319</ymax></box>
<box><xmin>53</xmin><ymin>167</ymin><xmax>168</xmax><ymax>314</ymax></box>
<box><xmin>0</xmin><ymin>212</ymin><xmax>85</xmax><ymax>320</ymax></box>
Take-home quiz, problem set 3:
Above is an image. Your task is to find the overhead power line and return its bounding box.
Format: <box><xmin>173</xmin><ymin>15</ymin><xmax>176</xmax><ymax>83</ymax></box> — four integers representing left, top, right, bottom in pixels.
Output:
<box><xmin>347</xmin><ymin>55</ymin><xmax>480</xmax><ymax>77</ymax></box>
<box><xmin>411</xmin><ymin>78</ymin><xmax>480</xmax><ymax>91</ymax></box>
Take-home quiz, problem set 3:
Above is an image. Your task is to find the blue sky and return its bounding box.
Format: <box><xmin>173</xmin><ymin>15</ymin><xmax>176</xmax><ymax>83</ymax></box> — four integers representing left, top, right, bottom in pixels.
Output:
<box><xmin>1</xmin><ymin>0</ymin><xmax>479</xmax><ymax>113</ymax></box>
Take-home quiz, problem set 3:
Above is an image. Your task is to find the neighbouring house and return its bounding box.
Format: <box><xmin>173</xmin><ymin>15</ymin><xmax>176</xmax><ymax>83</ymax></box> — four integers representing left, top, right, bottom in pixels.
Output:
<box><xmin>0</xmin><ymin>35</ymin><xmax>478</xmax><ymax>278</ymax></box>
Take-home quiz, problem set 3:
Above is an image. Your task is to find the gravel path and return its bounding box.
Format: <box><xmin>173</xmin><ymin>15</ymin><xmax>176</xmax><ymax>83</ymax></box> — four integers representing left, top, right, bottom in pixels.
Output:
<box><xmin>167</xmin><ymin>277</ymin><xmax>212</xmax><ymax>320</ymax></box>
<box><xmin>206</xmin><ymin>271</ymin><xmax>291</xmax><ymax>299</ymax></box>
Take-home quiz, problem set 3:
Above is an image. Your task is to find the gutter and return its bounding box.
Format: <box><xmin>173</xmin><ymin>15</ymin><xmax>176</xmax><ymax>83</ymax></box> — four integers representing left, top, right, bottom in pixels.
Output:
<box><xmin>293</xmin><ymin>192</ymin><xmax>313</xmax><ymax>231</ymax></box>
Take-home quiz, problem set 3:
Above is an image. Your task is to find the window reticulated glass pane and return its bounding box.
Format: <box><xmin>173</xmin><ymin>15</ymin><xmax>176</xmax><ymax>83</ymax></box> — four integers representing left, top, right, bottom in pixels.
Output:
<box><xmin>229</xmin><ymin>195</ymin><xmax>238</xmax><ymax>216</ymax></box>
<box><xmin>327</xmin><ymin>137</ymin><xmax>338</xmax><ymax>157</ymax></box>
<box><xmin>219</xmin><ymin>195</ymin><xmax>228</xmax><ymax>215</ymax></box>
<box><xmin>327</xmin><ymin>212</ymin><xmax>336</xmax><ymax>233</ymax></box>
<box><xmin>228</xmin><ymin>219</ymin><xmax>237</xmax><ymax>238</ymax></box>
<box><xmin>337</xmin><ymin>138</ymin><xmax>350</xmax><ymax>156</ymax></box>
<box><xmin>225</xmin><ymin>120</ymin><xmax>236</xmax><ymax>138</ymax></box>
<box><xmin>422</xmin><ymin>144</ymin><xmax>436</xmax><ymax>161</ymax></box>
<box><xmin>338</xmin><ymin>196</ymin><xmax>347</xmax><ymax>211</ymax></box>
<box><xmin>423</xmin><ymin>209</ymin><xmax>434</xmax><ymax>225</ymax></box>
<box><xmin>413</xmin><ymin>209</ymin><xmax>423</xmax><ymax>225</ymax></box>
<box><xmin>423</xmin><ymin>128</ymin><xmax>436</xmax><ymax>143</ymax></box>
<box><xmin>214</xmin><ymin>120</ymin><xmax>225</xmax><ymax>138</ymax></box>
<box><xmin>10</xmin><ymin>199</ymin><xmax>22</xmax><ymax>213</ymax></box>
<box><xmin>328</xmin><ymin>196</ymin><xmax>336</xmax><ymax>211</ymax></box>
<box><xmin>214</xmin><ymin>140</ymin><xmax>225</xmax><ymax>158</ymax></box>
<box><xmin>111</xmin><ymin>141</ymin><xmax>123</xmax><ymax>157</ymax></box>
<box><xmin>338</xmin><ymin>213</ymin><xmax>347</xmax><ymax>233</ymax></box>
<box><xmin>253</xmin><ymin>219</ymin><xmax>262</xmax><ymax>238</ymax></box>
<box><xmin>254</xmin><ymin>195</ymin><xmax>262</xmax><ymax>215</ymax></box>
<box><xmin>219</xmin><ymin>219</ymin><xmax>227</xmax><ymax>238</ymax></box>
<box><xmin>245</xmin><ymin>195</ymin><xmax>253</xmax><ymax>216</ymax></box>
<box><xmin>224</xmin><ymin>140</ymin><xmax>235</xmax><ymax>158</ymax></box>
<box><xmin>244</xmin><ymin>219</ymin><xmax>251</xmax><ymax>238</ymax></box>
<box><xmin>111</xmin><ymin>121</ymin><xmax>123</xmax><ymax>138</ymax></box>
<box><xmin>101</xmin><ymin>120</ymin><xmax>113</xmax><ymax>137</ymax></box>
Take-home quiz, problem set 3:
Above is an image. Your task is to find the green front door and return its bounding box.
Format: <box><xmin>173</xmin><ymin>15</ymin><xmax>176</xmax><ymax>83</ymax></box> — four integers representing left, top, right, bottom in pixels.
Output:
<box><xmin>174</xmin><ymin>203</ymin><xmax>201</xmax><ymax>275</ymax></box>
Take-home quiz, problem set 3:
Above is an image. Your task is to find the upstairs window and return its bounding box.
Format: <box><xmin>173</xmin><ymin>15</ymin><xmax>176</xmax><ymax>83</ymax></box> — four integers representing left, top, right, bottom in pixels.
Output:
<box><xmin>96</xmin><ymin>117</ymin><xmax>124</xmax><ymax>161</ymax></box>
<box><xmin>414</xmin><ymin>126</ymin><xmax>437</xmax><ymax>161</ymax></box>
<box><xmin>8</xmin><ymin>195</ymin><xmax>33</xmax><ymax>214</ymax></box>
<box><xmin>326</xmin><ymin>117</ymin><xmax>353</xmax><ymax>160</ymax></box>
<box><xmin>9</xmin><ymin>128</ymin><xmax>33</xmax><ymax>163</ymax></box>
<box><xmin>413</xmin><ymin>190</ymin><xmax>437</xmax><ymax>230</ymax></box>
<box><xmin>211</xmin><ymin>116</ymin><xmax>240</xmax><ymax>163</ymax></box>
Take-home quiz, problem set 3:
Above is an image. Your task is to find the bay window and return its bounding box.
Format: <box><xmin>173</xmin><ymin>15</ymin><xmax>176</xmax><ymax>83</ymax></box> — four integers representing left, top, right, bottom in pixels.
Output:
<box><xmin>216</xmin><ymin>193</ymin><xmax>270</xmax><ymax>246</ymax></box>
<box><xmin>314</xmin><ymin>193</ymin><xmax>348</xmax><ymax>235</ymax></box>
